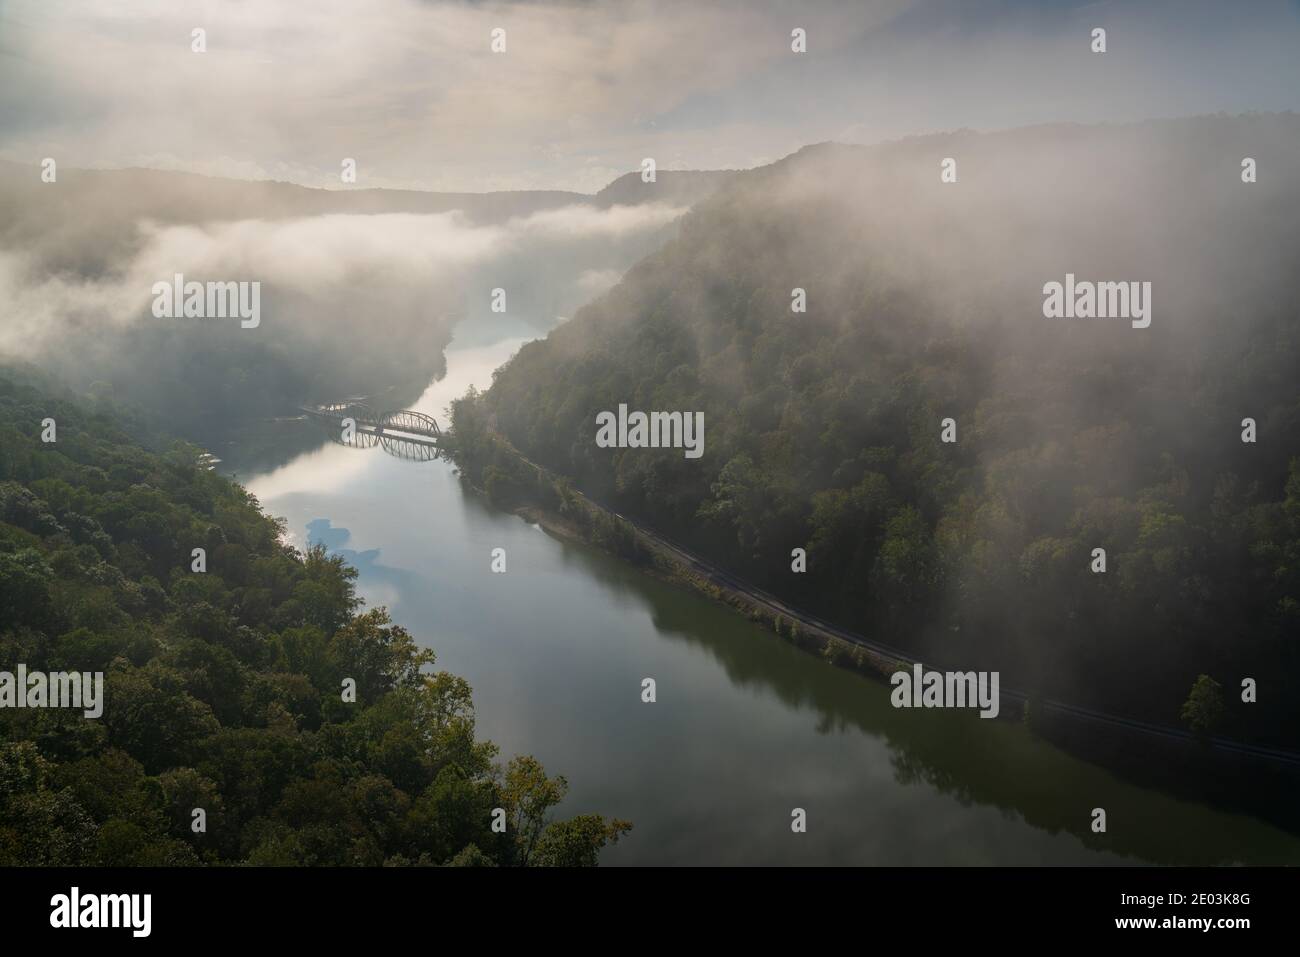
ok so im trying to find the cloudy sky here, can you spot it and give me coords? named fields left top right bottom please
left=2, top=0, right=1300, bottom=193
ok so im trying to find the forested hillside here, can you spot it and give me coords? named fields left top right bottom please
left=0, top=367, right=628, bottom=865
left=470, top=115, right=1300, bottom=745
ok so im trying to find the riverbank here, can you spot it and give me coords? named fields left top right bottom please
left=451, top=415, right=913, bottom=683
left=513, top=501, right=910, bottom=685
left=449, top=422, right=1300, bottom=835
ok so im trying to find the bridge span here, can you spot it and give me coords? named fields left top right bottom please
left=303, top=401, right=442, bottom=438
left=301, top=401, right=447, bottom=461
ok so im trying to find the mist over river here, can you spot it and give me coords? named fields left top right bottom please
left=219, top=318, right=1300, bottom=866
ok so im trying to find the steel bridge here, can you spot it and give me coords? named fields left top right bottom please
left=301, top=401, right=445, bottom=461
left=304, top=401, right=442, bottom=438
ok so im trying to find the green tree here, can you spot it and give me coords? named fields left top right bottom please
left=533, top=814, right=633, bottom=867
left=1180, top=675, right=1225, bottom=736
left=499, top=755, right=568, bottom=866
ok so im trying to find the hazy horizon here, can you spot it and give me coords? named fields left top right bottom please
left=11, top=108, right=1300, bottom=195
left=5, top=0, right=1300, bottom=193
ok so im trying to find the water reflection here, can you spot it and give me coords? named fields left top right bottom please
left=319, top=422, right=443, bottom=462
left=230, top=326, right=1300, bottom=866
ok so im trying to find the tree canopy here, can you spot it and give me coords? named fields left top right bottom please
left=0, top=368, right=629, bottom=865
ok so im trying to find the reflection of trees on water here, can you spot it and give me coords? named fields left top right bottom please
left=473, top=497, right=1300, bottom=864
left=889, top=750, right=977, bottom=809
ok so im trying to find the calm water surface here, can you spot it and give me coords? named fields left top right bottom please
left=224, top=320, right=1300, bottom=865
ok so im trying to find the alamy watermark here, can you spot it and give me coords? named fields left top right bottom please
left=1042, top=273, right=1151, bottom=328
left=152, top=273, right=260, bottom=328
left=595, top=403, right=704, bottom=459
left=50, top=887, right=150, bottom=937
left=890, top=664, right=1000, bottom=719
left=0, top=666, right=103, bottom=718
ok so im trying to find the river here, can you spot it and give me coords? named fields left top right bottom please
left=220, top=318, right=1300, bottom=866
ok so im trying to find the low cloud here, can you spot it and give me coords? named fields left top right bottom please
left=0, top=201, right=686, bottom=359
left=576, top=268, right=625, bottom=297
